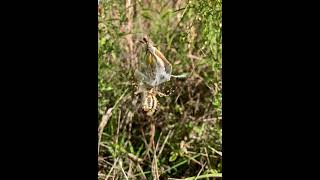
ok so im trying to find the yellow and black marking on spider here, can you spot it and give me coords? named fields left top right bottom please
left=141, top=88, right=172, bottom=116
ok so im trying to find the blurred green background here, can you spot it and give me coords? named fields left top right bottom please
left=98, top=0, right=222, bottom=179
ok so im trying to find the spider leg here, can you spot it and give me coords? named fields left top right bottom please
left=157, top=91, right=169, bottom=97
left=156, top=101, right=161, bottom=111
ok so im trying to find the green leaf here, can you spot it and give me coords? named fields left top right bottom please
left=169, top=152, right=178, bottom=162
left=106, top=86, right=113, bottom=91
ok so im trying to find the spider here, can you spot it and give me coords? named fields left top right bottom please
left=141, top=87, right=172, bottom=116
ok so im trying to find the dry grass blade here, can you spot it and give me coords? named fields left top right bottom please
left=98, top=88, right=129, bottom=154
left=204, top=147, right=212, bottom=169
left=184, top=173, right=222, bottom=180
left=184, top=154, right=202, bottom=166
left=187, top=54, right=202, bottom=60
left=137, top=163, right=147, bottom=180
left=152, top=152, right=160, bottom=180
left=140, top=127, right=151, bottom=160
left=128, top=160, right=133, bottom=179
left=151, top=120, right=159, bottom=180
left=208, top=146, right=222, bottom=156
left=116, top=109, right=121, bottom=144
left=194, top=162, right=206, bottom=180
left=105, top=158, right=119, bottom=180
left=127, top=153, right=144, bottom=164
left=120, top=160, right=129, bottom=180
left=158, top=130, right=173, bottom=157
left=155, top=131, right=163, bottom=153
left=145, top=119, right=155, bottom=159
left=98, top=107, right=113, bottom=154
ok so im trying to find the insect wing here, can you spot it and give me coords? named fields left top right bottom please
left=135, top=38, right=173, bottom=87
left=154, top=47, right=172, bottom=75
left=149, top=47, right=172, bottom=86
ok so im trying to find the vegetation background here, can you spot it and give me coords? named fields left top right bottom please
left=98, top=0, right=222, bottom=179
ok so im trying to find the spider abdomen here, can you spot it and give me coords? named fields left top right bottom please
left=142, top=93, right=157, bottom=116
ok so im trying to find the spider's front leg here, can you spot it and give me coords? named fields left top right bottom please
left=155, top=101, right=161, bottom=111
left=157, top=91, right=169, bottom=97
left=157, top=88, right=175, bottom=97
